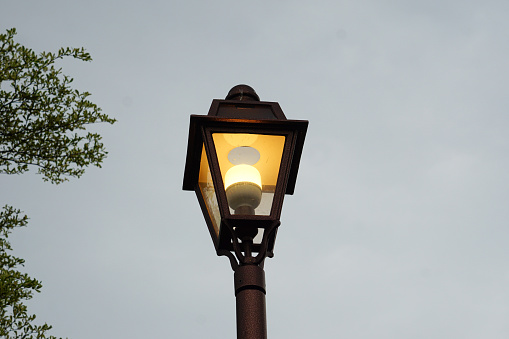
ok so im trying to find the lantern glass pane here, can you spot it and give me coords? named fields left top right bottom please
left=212, top=133, right=286, bottom=216
left=198, top=145, right=221, bottom=235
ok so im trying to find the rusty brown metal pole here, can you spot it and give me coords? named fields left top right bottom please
left=234, top=264, right=267, bottom=339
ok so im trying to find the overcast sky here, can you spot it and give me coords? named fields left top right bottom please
left=1, top=0, right=509, bottom=338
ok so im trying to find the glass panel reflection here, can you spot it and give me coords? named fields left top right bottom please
left=198, top=145, right=221, bottom=235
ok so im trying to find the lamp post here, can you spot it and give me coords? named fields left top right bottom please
left=182, top=85, right=308, bottom=339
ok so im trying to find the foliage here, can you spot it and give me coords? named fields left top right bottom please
left=0, top=28, right=116, bottom=184
left=1, top=28, right=115, bottom=338
left=0, top=206, right=61, bottom=339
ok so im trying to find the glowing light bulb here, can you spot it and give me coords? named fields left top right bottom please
left=225, top=164, right=262, bottom=214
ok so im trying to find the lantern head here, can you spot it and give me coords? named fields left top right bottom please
left=183, top=85, right=307, bottom=259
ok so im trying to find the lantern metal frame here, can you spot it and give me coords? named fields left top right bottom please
left=183, top=88, right=307, bottom=267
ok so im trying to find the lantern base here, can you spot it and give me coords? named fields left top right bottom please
left=226, top=181, right=262, bottom=213
left=234, top=205, right=255, bottom=215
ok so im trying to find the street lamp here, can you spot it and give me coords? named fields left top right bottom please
left=182, top=85, right=308, bottom=339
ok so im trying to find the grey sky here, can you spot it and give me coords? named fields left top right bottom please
left=1, top=0, right=509, bottom=338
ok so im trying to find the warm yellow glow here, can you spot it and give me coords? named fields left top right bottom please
left=225, top=164, right=262, bottom=189
left=223, top=133, right=258, bottom=147
left=213, top=133, right=286, bottom=189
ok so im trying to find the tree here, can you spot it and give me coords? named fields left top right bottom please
left=1, top=28, right=115, bottom=338
left=0, top=206, right=56, bottom=339
left=1, top=28, right=115, bottom=184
